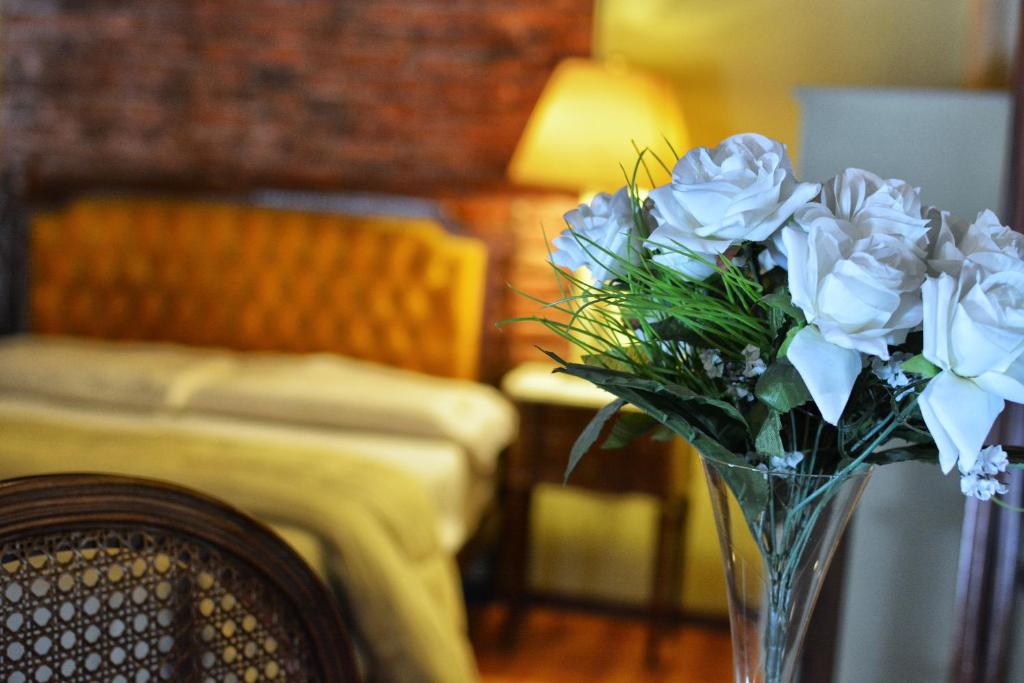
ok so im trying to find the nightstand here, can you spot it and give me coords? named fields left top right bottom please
left=498, top=361, right=693, bottom=667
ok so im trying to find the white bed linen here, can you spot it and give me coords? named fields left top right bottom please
left=0, top=335, right=515, bottom=478
left=0, top=394, right=490, bottom=552
left=182, top=352, right=515, bottom=476
left=0, top=334, right=236, bottom=410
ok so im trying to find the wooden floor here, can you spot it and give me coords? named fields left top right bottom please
left=470, top=604, right=733, bottom=683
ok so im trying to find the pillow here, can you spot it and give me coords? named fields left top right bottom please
left=0, top=335, right=236, bottom=411
left=183, top=353, right=517, bottom=475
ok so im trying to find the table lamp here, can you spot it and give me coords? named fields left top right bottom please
left=508, top=57, right=688, bottom=196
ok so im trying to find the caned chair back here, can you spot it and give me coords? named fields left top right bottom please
left=0, top=474, right=359, bottom=682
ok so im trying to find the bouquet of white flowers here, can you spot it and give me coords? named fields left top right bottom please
left=511, top=132, right=1024, bottom=682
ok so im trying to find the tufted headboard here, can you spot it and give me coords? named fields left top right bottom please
left=28, top=197, right=487, bottom=379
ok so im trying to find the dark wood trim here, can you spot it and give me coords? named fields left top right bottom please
left=1014, top=5, right=1024, bottom=235
left=951, top=491, right=997, bottom=682
left=488, top=590, right=731, bottom=632
left=0, top=473, right=359, bottom=682
left=950, top=5, right=1024, bottom=681
left=0, top=172, right=29, bottom=335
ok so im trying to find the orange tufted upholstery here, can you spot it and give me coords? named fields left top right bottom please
left=30, top=197, right=487, bottom=379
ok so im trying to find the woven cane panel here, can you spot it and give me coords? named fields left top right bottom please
left=0, top=527, right=318, bottom=682
left=30, top=197, right=487, bottom=378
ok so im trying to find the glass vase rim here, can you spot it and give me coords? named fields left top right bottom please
left=698, top=450, right=873, bottom=481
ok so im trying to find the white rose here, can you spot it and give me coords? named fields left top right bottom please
left=782, top=204, right=926, bottom=424
left=919, top=253, right=1024, bottom=473
left=764, top=168, right=930, bottom=272
left=550, top=187, right=638, bottom=286
left=644, top=133, right=819, bottom=278
left=785, top=205, right=926, bottom=357
left=926, top=208, right=1023, bottom=277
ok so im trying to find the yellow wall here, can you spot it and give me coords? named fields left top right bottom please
left=528, top=0, right=972, bottom=615
left=596, top=0, right=970, bottom=163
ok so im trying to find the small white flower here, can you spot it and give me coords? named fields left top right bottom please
left=551, top=187, right=638, bottom=286
left=750, top=451, right=803, bottom=473
left=700, top=349, right=724, bottom=378
left=728, top=383, right=754, bottom=401
left=742, top=345, right=767, bottom=378
left=960, top=474, right=1008, bottom=501
left=958, top=445, right=1010, bottom=501
left=966, top=444, right=1009, bottom=477
left=870, top=353, right=911, bottom=389
left=770, top=451, right=805, bottom=472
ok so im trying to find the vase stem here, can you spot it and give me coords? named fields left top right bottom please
left=701, top=454, right=872, bottom=683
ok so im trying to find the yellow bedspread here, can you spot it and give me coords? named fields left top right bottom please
left=0, top=409, right=479, bottom=683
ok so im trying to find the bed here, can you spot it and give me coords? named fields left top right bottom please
left=0, top=196, right=517, bottom=682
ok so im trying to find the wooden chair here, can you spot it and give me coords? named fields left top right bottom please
left=0, top=474, right=360, bottom=682
left=949, top=5, right=1024, bottom=681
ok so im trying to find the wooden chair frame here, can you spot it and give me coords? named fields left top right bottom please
left=0, top=473, right=360, bottom=682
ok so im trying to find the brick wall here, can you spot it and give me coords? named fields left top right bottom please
left=0, top=0, right=591, bottom=378
left=1, top=0, right=591, bottom=194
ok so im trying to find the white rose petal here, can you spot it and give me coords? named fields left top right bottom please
left=822, top=168, right=930, bottom=253
left=551, top=187, right=638, bottom=286
left=926, top=208, right=1023, bottom=278
left=645, top=133, right=819, bottom=278
left=925, top=207, right=970, bottom=277
left=786, top=326, right=862, bottom=425
left=919, top=369, right=1005, bottom=473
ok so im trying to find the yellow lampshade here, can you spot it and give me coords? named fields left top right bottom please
left=508, top=57, right=688, bottom=193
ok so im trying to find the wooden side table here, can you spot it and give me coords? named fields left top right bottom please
left=498, top=362, right=693, bottom=667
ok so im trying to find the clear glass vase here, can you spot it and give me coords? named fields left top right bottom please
left=701, top=453, right=872, bottom=683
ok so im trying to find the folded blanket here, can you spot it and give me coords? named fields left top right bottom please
left=0, top=408, right=479, bottom=683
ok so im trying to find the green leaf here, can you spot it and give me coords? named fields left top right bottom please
left=755, top=360, right=812, bottom=413
left=551, top=359, right=747, bottom=427
left=778, top=324, right=804, bottom=358
left=602, top=412, right=658, bottom=449
left=902, top=354, right=940, bottom=378
left=761, top=289, right=806, bottom=326
left=750, top=404, right=785, bottom=457
left=566, top=399, right=625, bottom=482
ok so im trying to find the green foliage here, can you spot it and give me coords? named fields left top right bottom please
left=755, top=360, right=812, bottom=413
left=602, top=412, right=659, bottom=450
left=760, top=288, right=806, bottom=333
left=902, top=354, right=941, bottom=378
left=750, top=404, right=785, bottom=457
left=566, top=399, right=625, bottom=482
